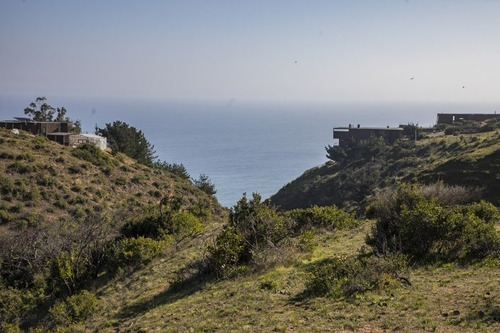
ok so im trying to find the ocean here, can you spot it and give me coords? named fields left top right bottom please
left=1, top=95, right=498, bottom=207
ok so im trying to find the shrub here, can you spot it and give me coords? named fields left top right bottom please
left=15, top=153, right=34, bottom=162
left=188, top=202, right=212, bottom=222
left=0, top=210, right=13, bottom=224
left=260, top=280, right=280, bottom=291
left=205, top=193, right=296, bottom=278
left=0, top=286, right=24, bottom=326
left=169, top=212, right=203, bottom=239
left=206, top=226, right=246, bottom=279
left=287, top=205, right=359, bottom=232
left=49, top=290, right=97, bottom=326
left=297, top=230, right=316, bottom=252
left=121, top=194, right=205, bottom=241
left=0, top=151, right=15, bottom=159
left=367, top=184, right=500, bottom=263
left=67, top=165, right=82, bottom=174
left=0, top=175, right=16, bottom=196
left=107, top=237, right=165, bottom=271
left=304, top=254, right=408, bottom=298
left=114, top=176, right=128, bottom=186
left=71, top=143, right=116, bottom=168
left=7, top=161, right=33, bottom=174
left=35, top=174, right=58, bottom=188
left=230, top=193, right=294, bottom=250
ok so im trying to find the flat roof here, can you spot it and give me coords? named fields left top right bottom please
left=437, top=113, right=499, bottom=115
left=13, top=117, right=34, bottom=122
left=46, top=132, right=73, bottom=135
left=2, top=119, right=71, bottom=124
left=334, top=127, right=403, bottom=131
left=81, top=133, right=105, bottom=139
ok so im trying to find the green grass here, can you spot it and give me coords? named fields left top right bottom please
left=77, top=220, right=499, bottom=332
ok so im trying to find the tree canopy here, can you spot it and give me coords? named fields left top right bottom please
left=193, top=174, right=217, bottom=196
left=24, top=97, right=81, bottom=133
left=95, top=121, right=156, bottom=165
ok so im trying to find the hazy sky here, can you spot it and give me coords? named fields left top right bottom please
left=1, top=0, right=499, bottom=103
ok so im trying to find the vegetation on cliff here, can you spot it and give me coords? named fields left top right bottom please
left=270, top=128, right=500, bottom=212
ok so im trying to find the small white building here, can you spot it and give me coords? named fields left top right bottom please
left=69, top=133, right=107, bottom=150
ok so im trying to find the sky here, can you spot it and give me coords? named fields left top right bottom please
left=1, top=0, right=500, bottom=103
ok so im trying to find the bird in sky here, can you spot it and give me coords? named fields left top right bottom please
left=410, top=77, right=414, bottom=80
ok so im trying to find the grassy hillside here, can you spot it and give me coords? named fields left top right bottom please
left=0, top=128, right=223, bottom=226
left=1, top=128, right=499, bottom=332
left=269, top=130, right=500, bottom=212
left=50, top=213, right=500, bottom=332
left=0, top=128, right=227, bottom=331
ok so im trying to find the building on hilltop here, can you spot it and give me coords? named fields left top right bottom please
left=333, top=124, right=404, bottom=148
left=0, top=117, right=107, bottom=150
left=69, top=133, right=107, bottom=150
left=0, top=117, right=71, bottom=135
left=437, top=113, right=500, bottom=124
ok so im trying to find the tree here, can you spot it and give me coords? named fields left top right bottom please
left=153, top=161, right=190, bottom=180
left=24, top=97, right=81, bottom=133
left=193, top=174, right=217, bottom=195
left=95, top=121, right=156, bottom=165
left=325, top=145, right=347, bottom=163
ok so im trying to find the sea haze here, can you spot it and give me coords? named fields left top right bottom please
left=1, top=96, right=499, bottom=207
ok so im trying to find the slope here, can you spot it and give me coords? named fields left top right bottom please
left=269, top=131, right=500, bottom=212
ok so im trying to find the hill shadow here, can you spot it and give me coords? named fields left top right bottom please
left=114, top=260, right=213, bottom=321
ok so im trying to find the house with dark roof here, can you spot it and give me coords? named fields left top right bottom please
left=437, top=113, right=500, bottom=124
left=0, top=118, right=107, bottom=150
left=333, top=124, right=404, bottom=148
left=0, top=117, right=71, bottom=135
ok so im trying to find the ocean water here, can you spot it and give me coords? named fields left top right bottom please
left=1, top=95, right=498, bottom=207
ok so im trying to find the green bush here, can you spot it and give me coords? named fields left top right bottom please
left=206, top=226, right=246, bottom=279
left=49, top=290, right=97, bottom=326
left=67, top=165, right=82, bottom=174
left=0, top=286, right=24, bottom=326
left=107, top=237, right=165, bottom=271
left=15, top=153, right=34, bottom=162
left=304, top=254, right=408, bottom=298
left=287, top=205, right=359, bottom=232
left=0, top=210, right=13, bottom=224
left=188, top=202, right=212, bottom=221
left=0, top=151, right=15, bottom=159
left=0, top=284, right=40, bottom=329
left=169, top=212, right=203, bottom=238
left=121, top=196, right=203, bottom=241
left=367, top=184, right=500, bottom=263
left=230, top=193, right=294, bottom=250
left=298, top=230, right=316, bottom=252
left=205, top=193, right=297, bottom=279
left=114, top=176, right=128, bottom=186
left=71, top=143, right=115, bottom=168
left=7, top=161, right=33, bottom=174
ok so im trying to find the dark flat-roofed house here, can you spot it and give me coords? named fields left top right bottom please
left=0, top=117, right=71, bottom=135
left=333, top=124, right=404, bottom=148
left=437, top=113, right=500, bottom=124
left=1, top=117, right=107, bottom=149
